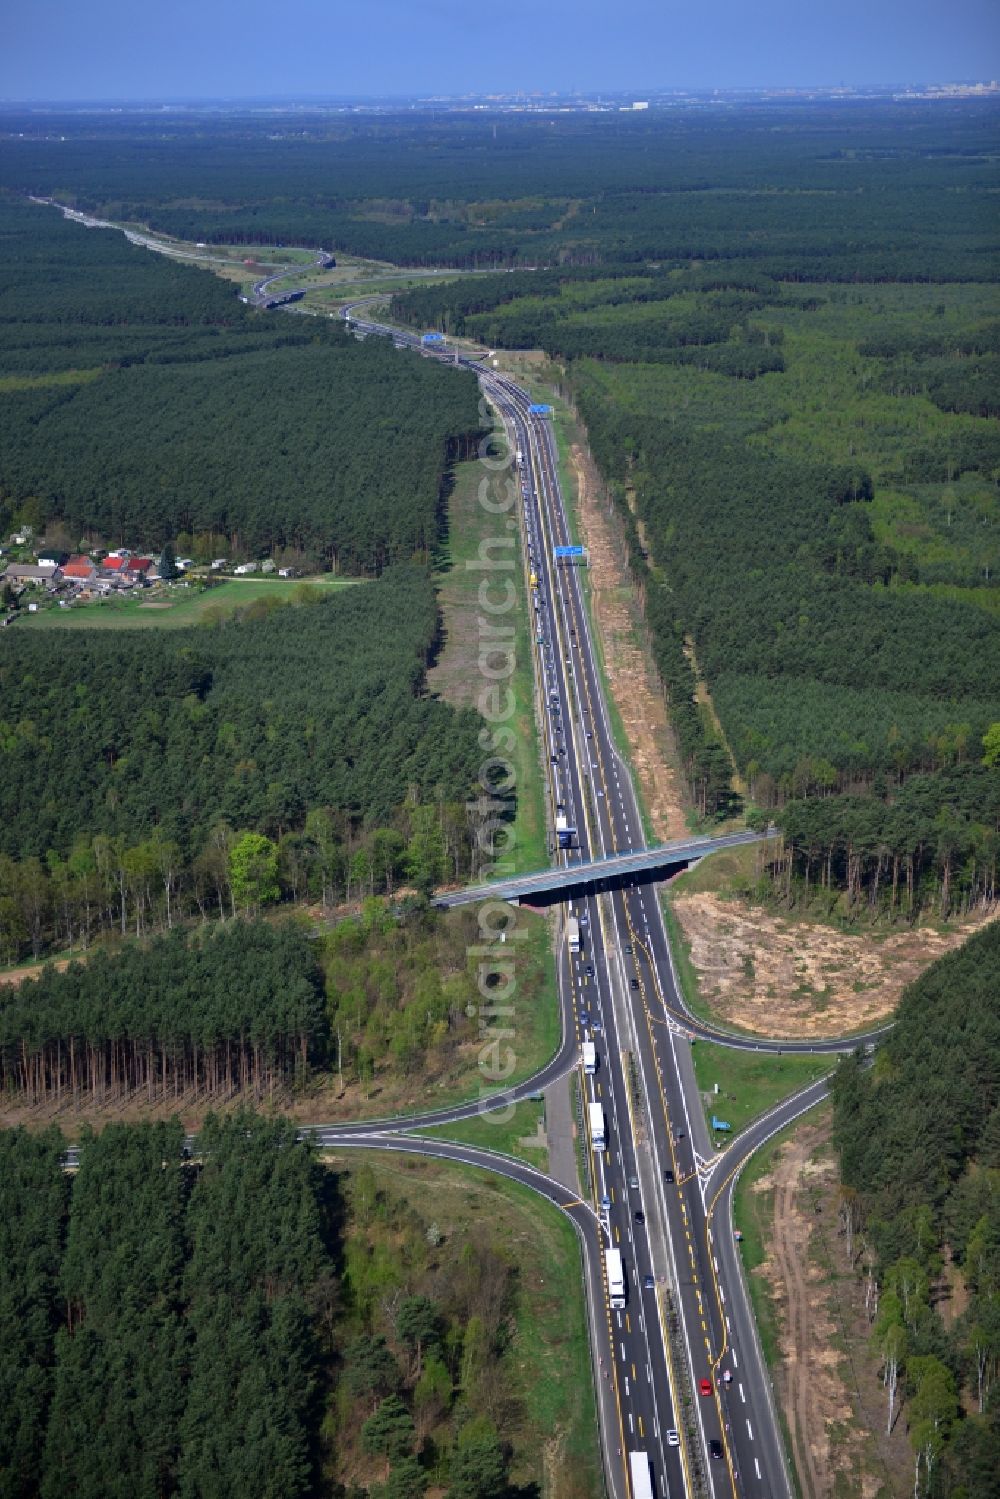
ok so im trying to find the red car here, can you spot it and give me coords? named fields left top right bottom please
left=699, top=1378, right=713, bottom=1397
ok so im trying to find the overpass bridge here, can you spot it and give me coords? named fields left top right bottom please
left=435, top=829, right=768, bottom=908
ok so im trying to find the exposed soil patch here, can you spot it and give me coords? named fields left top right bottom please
left=753, top=1115, right=912, bottom=1497
left=756, top=1123, right=850, bottom=1497
left=674, top=891, right=995, bottom=1036
left=0, top=957, right=72, bottom=987
left=568, top=442, right=688, bottom=842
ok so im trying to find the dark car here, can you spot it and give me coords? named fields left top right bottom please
left=630, top=977, right=640, bottom=990
left=579, top=1010, right=591, bottom=1029
left=634, top=1210, right=645, bottom=1225
left=664, top=1168, right=675, bottom=1184
left=585, top=963, right=594, bottom=977
left=709, top=1438, right=723, bottom=1461
left=643, top=1274, right=655, bottom=1290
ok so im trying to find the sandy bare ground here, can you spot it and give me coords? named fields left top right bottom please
left=673, top=891, right=996, bottom=1036
left=753, top=1121, right=870, bottom=1499
left=568, top=442, right=688, bottom=842
left=756, top=1123, right=851, bottom=1498
left=753, top=1116, right=913, bottom=1498
left=0, top=957, right=73, bottom=987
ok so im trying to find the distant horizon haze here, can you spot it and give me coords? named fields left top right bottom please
left=3, top=0, right=996, bottom=104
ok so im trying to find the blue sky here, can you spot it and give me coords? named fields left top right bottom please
left=3, top=0, right=997, bottom=101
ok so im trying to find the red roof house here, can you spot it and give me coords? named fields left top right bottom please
left=62, top=555, right=97, bottom=581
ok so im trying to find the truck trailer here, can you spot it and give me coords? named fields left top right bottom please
left=628, top=1453, right=654, bottom=1499
left=605, top=1247, right=626, bottom=1309
left=589, top=1101, right=606, bottom=1151
left=582, top=1040, right=597, bottom=1075
left=566, top=916, right=581, bottom=953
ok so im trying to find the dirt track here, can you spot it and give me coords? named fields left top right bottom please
left=764, top=1124, right=847, bottom=1497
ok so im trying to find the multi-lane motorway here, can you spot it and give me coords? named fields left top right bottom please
left=43, top=206, right=876, bottom=1499
left=327, top=305, right=860, bottom=1498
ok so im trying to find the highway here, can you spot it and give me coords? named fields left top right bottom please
left=336, top=304, right=870, bottom=1499
left=36, top=188, right=878, bottom=1499
left=338, top=306, right=783, bottom=1495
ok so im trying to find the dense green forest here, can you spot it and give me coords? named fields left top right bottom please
left=1, top=105, right=996, bottom=278
left=0, top=921, right=326, bottom=1106
left=0, top=566, right=488, bottom=960
left=0, top=196, right=482, bottom=568
left=375, top=113, right=1000, bottom=915
left=0, top=1114, right=579, bottom=1497
left=1, top=111, right=997, bottom=920
left=832, top=921, right=1000, bottom=1497
left=0, top=900, right=555, bottom=1114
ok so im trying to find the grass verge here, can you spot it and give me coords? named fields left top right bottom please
left=337, top=1151, right=603, bottom=1497
left=416, top=1098, right=548, bottom=1169
left=428, top=453, right=549, bottom=875
left=659, top=891, right=730, bottom=1032
left=691, top=1042, right=830, bottom=1141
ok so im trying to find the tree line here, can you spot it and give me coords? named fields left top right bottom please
left=756, top=762, right=1000, bottom=922
left=0, top=800, right=486, bottom=967
left=4, top=105, right=995, bottom=278
left=2, top=1115, right=328, bottom=1499
left=0, top=565, right=484, bottom=862
left=831, top=922, right=1000, bottom=1497
left=0, top=922, right=325, bottom=1108
left=0, top=199, right=483, bottom=570
left=1, top=1112, right=552, bottom=1497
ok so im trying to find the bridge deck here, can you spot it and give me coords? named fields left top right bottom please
left=435, top=831, right=765, bottom=908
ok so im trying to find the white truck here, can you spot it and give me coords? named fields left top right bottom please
left=628, top=1452, right=654, bottom=1499
left=582, top=1040, right=597, bottom=1075
left=566, top=916, right=581, bottom=954
left=605, top=1247, right=626, bottom=1309
left=589, top=1100, right=606, bottom=1151
left=555, top=813, right=576, bottom=850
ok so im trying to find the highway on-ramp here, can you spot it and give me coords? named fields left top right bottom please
left=37, top=200, right=889, bottom=1499
left=338, top=304, right=864, bottom=1499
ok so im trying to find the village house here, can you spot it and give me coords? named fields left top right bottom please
left=1, top=562, right=62, bottom=586
left=61, top=555, right=98, bottom=584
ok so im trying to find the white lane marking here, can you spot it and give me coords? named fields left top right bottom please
left=747, top=1419, right=754, bottom=1442
left=628, top=1412, right=634, bottom=1434
left=755, top=1458, right=762, bottom=1480
left=620, top=1342, right=626, bottom=1361
left=732, top=1349, right=739, bottom=1368
left=739, top=1383, right=746, bottom=1403
left=726, top=1316, right=732, bottom=1334
left=720, top=1285, right=726, bottom=1303
left=624, top=1376, right=630, bottom=1397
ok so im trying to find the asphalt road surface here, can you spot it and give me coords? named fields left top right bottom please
left=41, top=227, right=887, bottom=1499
